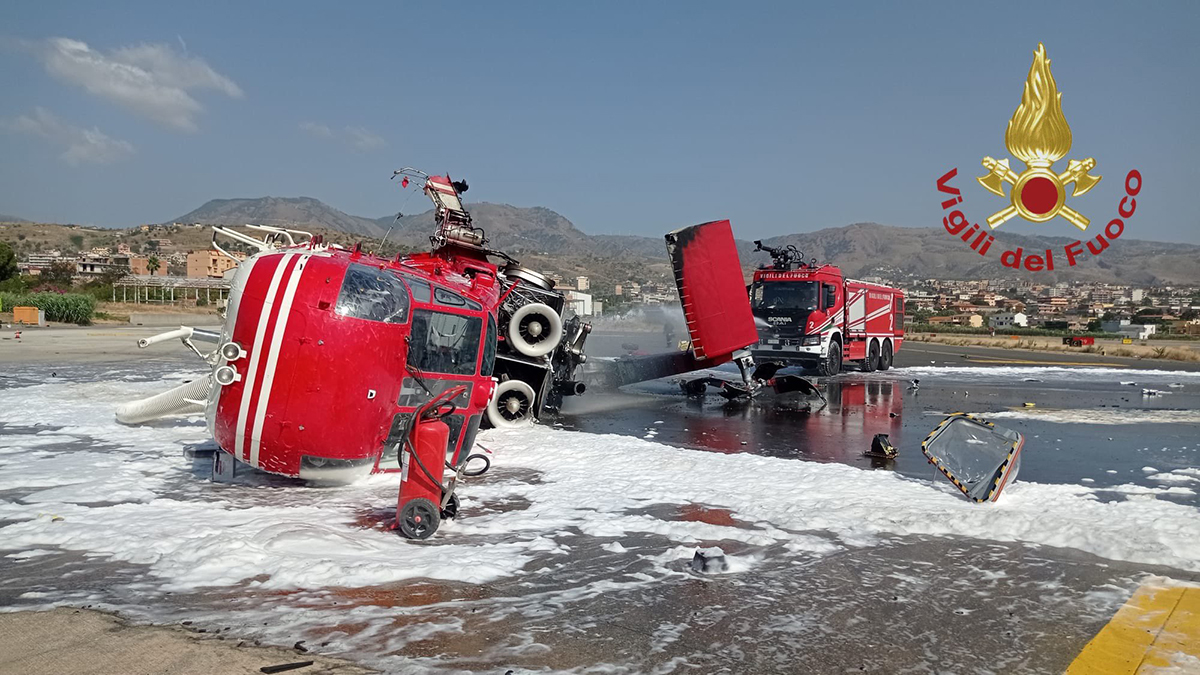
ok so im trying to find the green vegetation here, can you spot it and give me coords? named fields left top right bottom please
left=40, top=261, right=77, bottom=288
left=0, top=241, right=17, bottom=282
left=909, top=323, right=1119, bottom=338
left=0, top=291, right=96, bottom=324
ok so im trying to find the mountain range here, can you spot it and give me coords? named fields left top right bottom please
left=163, top=196, right=1200, bottom=285
left=5, top=196, right=1198, bottom=285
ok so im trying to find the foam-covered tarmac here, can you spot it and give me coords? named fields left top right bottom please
left=2, top=326, right=1199, bottom=672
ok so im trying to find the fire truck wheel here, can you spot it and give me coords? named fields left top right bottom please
left=817, top=341, right=842, bottom=377
left=880, top=340, right=893, bottom=371
left=508, top=303, right=563, bottom=358
left=441, top=493, right=460, bottom=520
left=398, top=498, right=441, bottom=539
left=862, top=340, right=879, bottom=373
left=487, top=379, right=537, bottom=428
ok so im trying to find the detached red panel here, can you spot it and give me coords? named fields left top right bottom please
left=665, top=220, right=758, bottom=361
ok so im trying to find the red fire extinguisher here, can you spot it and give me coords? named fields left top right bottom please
left=396, top=385, right=467, bottom=539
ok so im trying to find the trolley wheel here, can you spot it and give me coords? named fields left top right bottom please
left=398, top=498, right=441, bottom=539
left=441, top=493, right=460, bottom=520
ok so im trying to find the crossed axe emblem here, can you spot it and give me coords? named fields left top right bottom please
left=977, top=156, right=1102, bottom=230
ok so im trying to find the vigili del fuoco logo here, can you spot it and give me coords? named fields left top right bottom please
left=936, top=43, right=1142, bottom=272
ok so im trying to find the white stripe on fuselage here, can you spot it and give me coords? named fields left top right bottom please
left=249, top=254, right=310, bottom=467
left=235, top=253, right=295, bottom=461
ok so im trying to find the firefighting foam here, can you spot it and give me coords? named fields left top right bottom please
left=7, top=367, right=1200, bottom=589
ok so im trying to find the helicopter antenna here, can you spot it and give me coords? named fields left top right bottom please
left=375, top=212, right=402, bottom=254
left=376, top=168, right=426, bottom=254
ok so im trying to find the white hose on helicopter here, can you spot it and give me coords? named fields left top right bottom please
left=115, top=377, right=213, bottom=425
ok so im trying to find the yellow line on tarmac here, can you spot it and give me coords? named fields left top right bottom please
left=1067, top=580, right=1200, bottom=673
left=963, top=356, right=1129, bottom=367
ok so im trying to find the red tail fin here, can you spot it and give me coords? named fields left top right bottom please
left=665, top=220, right=758, bottom=362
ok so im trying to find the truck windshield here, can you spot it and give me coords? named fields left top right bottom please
left=752, top=281, right=819, bottom=311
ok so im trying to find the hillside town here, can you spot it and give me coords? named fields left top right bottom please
left=896, top=276, right=1200, bottom=339
left=5, top=221, right=1200, bottom=337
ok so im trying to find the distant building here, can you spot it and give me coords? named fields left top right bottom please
left=1124, top=324, right=1157, bottom=340
left=20, top=252, right=67, bottom=276
left=1037, top=297, right=1069, bottom=314
left=1102, top=319, right=1157, bottom=340
left=576, top=276, right=590, bottom=292
left=129, top=256, right=168, bottom=276
left=989, top=312, right=1028, bottom=328
left=187, top=250, right=243, bottom=278
left=76, top=254, right=129, bottom=277
left=563, top=290, right=594, bottom=316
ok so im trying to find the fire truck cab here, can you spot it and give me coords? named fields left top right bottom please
left=748, top=242, right=904, bottom=375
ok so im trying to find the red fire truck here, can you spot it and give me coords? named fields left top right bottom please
left=749, top=242, right=905, bottom=375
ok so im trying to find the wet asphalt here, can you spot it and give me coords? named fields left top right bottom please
left=2, top=332, right=1199, bottom=672
left=568, top=331, right=1200, bottom=506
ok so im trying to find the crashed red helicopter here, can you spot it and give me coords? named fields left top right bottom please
left=117, top=170, right=600, bottom=534
left=116, top=172, right=830, bottom=536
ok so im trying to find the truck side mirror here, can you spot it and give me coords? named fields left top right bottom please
left=824, top=285, right=836, bottom=309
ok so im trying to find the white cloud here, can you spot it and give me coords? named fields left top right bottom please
left=5, top=107, right=134, bottom=166
left=35, top=37, right=242, bottom=132
left=299, top=122, right=388, bottom=152
left=343, top=125, right=387, bottom=151
left=298, top=121, right=333, bottom=138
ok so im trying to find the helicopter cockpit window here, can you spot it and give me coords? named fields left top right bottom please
left=335, top=264, right=411, bottom=324
left=481, top=314, right=498, bottom=377
left=401, top=275, right=432, bottom=303
left=434, top=286, right=483, bottom=311
left=407, top=309, right=483, bottom=375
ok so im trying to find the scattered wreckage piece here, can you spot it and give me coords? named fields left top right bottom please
left=921, top=412, right=1024, bottom=503
left=865, top=433, right=897, bottom=459
left=691, top=547, right=729, bottom=573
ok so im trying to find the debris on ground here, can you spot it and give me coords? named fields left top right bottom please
left=261, top=662, right=315, bottom=674
left=922, top=413, right=1024, bottom=503
left=691, top=547, right=729, bottom=573
left=865, top=433, right=897, bottom=459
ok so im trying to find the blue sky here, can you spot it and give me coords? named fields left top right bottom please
left=1, top=2, right=1197, bottom=244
